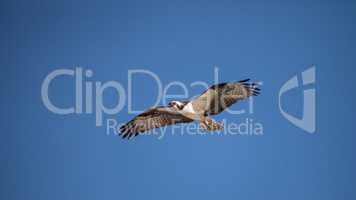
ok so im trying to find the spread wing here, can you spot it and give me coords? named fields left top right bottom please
left=190, top=79, right=260, bottom=115
left=119, top=106, right=193, bottom=139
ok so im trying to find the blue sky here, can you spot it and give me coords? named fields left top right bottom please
left=2, top=0, right=356, bottom=199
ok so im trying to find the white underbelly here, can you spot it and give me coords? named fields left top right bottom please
left=182, top=103, right=196, bottom=114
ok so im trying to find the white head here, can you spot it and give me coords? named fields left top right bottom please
left=168, top=101, right=184, bottom=110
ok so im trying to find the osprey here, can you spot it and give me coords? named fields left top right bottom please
left=120, top=79, right=260, bottom=139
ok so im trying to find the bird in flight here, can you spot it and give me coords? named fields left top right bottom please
left=119, top=79, right=260, bottom=139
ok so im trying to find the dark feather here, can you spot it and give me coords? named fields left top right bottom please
left=119, top=107, right=193, bottom=139
left=190, top=79, right=261, bottom=115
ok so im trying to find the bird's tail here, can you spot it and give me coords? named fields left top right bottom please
left=199, top=118, right=224, bottom=131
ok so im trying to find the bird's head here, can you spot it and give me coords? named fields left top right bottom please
left=168, top=101, right=185, bottom=110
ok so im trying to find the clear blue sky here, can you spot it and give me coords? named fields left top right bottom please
left=2, top=0, right=356, bottom=199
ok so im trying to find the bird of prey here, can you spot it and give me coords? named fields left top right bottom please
left=119, top=79, right=260, bottom=139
